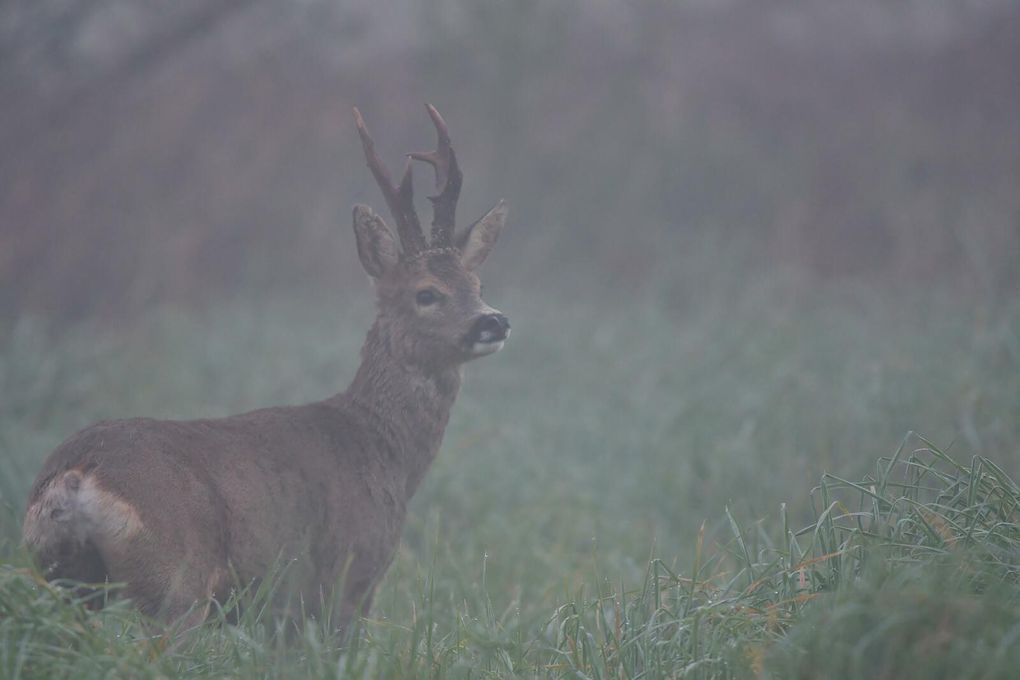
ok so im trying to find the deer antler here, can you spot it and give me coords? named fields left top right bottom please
left=409, top=104, right=462, bottom=247
left=353, top=107, right=427, bottom=254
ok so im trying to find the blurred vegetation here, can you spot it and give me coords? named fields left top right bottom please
left=2, top=0, right=1019, bottom=320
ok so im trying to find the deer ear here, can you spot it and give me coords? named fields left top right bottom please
left=457, top=201, right=507, bottom=271
left=353, top=205, right=399, bottom=278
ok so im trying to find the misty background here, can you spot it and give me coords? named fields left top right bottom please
left=3, top=0, right=1018, bottom=323
left=3, top=0, right=1020, bottom=569
left=4, top=3, right=1020, bottom=674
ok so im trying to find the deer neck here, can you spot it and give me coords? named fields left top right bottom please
left=342, top=317, right=461, bottom=497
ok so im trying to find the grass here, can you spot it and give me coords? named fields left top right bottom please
left=1, top=274, right=1019, bottom=678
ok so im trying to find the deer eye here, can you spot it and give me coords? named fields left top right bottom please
left=415, top=289, right=441, bottom=306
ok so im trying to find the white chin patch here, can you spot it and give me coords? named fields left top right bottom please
left=470, top=340, right=505, bottom=357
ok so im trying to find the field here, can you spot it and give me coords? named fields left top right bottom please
left=3, top=1, right=1020, bottom=677
left=1, top=270, right=1019, bottom=679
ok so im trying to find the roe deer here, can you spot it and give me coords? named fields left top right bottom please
left=22, top=104, right=510, bottom=630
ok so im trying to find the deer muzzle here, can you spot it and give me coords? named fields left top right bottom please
left=467, top=313, right=510, bottom=356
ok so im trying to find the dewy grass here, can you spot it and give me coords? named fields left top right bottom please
left=1, top=287, right=1019, bottom=677
left=508, top=434, right=1020, bottom=679
left=2, top=434, right=1018, bottom=678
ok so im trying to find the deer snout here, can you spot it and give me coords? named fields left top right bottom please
left=467, top=313, right=510, bottom=356
left=472, top=313, right=510, bottom=343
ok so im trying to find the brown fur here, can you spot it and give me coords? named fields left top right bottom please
left=23, top=109, right=509, bottom=630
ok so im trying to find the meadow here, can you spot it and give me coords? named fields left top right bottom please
left=1, top=267, right=1019, bottom=679
left=2, top=0, right=1019, bottom=676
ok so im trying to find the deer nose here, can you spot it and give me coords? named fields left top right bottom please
left=470, top=313, right=510, bottom=344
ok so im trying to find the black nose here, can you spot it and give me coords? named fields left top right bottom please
left=470, top=313, right=510, bottom=344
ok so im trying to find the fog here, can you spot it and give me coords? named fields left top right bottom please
left=3, top=1, right=1017, bottom=320
left=2, top=3, right=1020, bottom=675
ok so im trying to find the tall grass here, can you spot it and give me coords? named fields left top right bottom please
left=3, top=434, right=1019, bottom=678
left=1, top=278, right=1018, bottom=677
left=514, top=435, right=1020, bottom=678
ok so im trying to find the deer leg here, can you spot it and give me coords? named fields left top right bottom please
left=91, top=522, right=227, bottom=630
left=163, top=566, right=228, bottom=630
left=333, top=572, right=379, bottom=637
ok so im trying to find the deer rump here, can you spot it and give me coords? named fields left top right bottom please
left=23, top=404, right=405, bottom=625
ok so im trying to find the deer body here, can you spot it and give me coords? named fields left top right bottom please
left=22, top=106, right=509, bottom=628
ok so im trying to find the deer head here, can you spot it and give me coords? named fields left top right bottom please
left=351, top=105, right=510, bottom=370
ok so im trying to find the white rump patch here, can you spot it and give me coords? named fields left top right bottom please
left=23, top=471, right=144, bottom=553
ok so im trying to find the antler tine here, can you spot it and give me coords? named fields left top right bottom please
left=409, top=103, right=462, bottom=246
left=353, top=107, right=426, bottom=254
